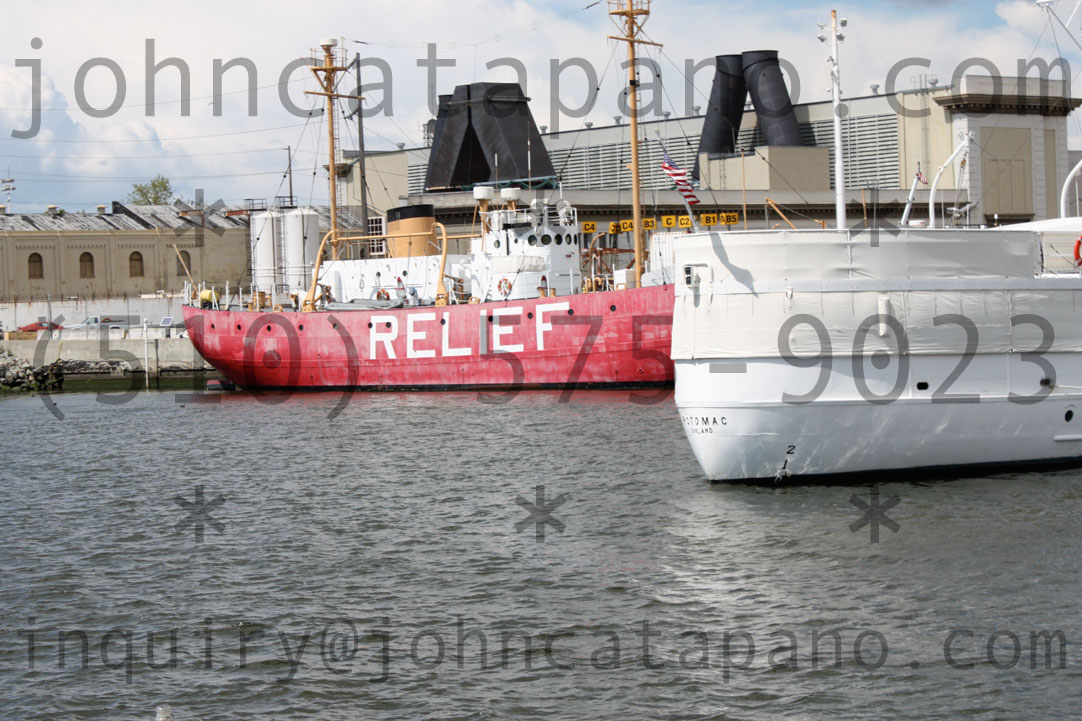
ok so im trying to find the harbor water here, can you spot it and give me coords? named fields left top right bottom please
left=1, top=388, right=1080, bottom=720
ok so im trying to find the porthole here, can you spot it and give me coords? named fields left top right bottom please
left=541, top=234, right=552, bottom=245
left=610, top=305, right=616, bottom=312
left=266, top=325, right=272, bottom=332
left=527, top=312, right=534, bottom=319
left=440, top=318, right=447, bottom=325
left=385, top=322, right=392, bottom=328
left=299, top=324, right=304, bottom=331
left=487, top=315, right=494, bottom=323
left=916, top=381, right=929, bottom=391
left=514, top=237, right=519, bottom=244
left=236, top=324, right=241, bottom=331
left=555, top=234, right=563, bottom=245
left=494, top=239, right=501, bottom=249
left=1066, top=410, right=1075, bottom=422
left=211, top=323, right=215, bottom=329
left=567, top=308, right=574, bottom=316
left=528, top=235, right=538, bottom=246
left=367, top=322, right=373, bottom=328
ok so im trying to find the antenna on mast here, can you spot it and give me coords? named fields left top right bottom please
left=819, top=10, right=847, bottom=229
left=1, top=173, right=14, bottom=213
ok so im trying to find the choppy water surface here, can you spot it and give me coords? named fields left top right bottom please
left=1, top=388, right=1080, bottom=720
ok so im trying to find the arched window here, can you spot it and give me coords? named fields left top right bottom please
left=129, top=251, right=144, bottom=277
left=176, top=250, right=191, bottom=277
left=28, top=252, right=43, bottom=279
left=79, top=252, right=94, bottom=278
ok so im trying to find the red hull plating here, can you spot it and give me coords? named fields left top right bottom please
left=183, top=285, right=674, bottom=389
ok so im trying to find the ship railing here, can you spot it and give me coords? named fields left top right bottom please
left=342, top=237, right=388, bottom=258
left=1041, top=248, right=1082, bottom=276
left=447, top=278, right=469, bottom=304
left=583, top=272, right=615, bottom=293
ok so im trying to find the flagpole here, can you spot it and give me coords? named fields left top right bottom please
left=679, top=192, right=699, bottom=231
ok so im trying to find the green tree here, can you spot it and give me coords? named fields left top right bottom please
left=125, top=175, right=174, bottom=205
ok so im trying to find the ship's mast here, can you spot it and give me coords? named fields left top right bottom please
left=301, top=38, right=362, bottom=311
left=306, top=39, right=351, bottom=260
left=609, top=0, right=660, bottom=288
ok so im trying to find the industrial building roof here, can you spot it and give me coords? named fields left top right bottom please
left=0, top=202, right=365, bottom=233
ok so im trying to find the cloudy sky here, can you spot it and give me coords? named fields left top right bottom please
left=0, top=0, right=1078, bottom=212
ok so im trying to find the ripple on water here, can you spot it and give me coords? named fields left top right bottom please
left=0, top=391, right=1079, bottom=720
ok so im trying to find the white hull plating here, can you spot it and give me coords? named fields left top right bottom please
left=669, top=226, right=1082, bottom=482
left=677, top=355, right=1082, bottom=481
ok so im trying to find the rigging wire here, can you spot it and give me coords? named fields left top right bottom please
left=0, top=74, right=312, bottom=113
left=0, top=122, right=311, bottom=144
left=552, top=41, right=622, bottom=184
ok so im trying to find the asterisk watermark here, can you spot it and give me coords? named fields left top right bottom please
left=174, top=485, right=226, bottom=543
left=514, top=485, right=567, bottom=542
left=848, top=484, right=900, bottom=543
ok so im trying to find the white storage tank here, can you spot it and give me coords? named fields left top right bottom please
left=282, top=207, right=320, bottom=293
left=249, top=210, right=279, bottom=292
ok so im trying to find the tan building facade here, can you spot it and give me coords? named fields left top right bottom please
left=0, top=203, right=250, bottom=303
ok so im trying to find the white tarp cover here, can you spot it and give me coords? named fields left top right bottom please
left=670, top=229, right=1082, bottom=360
left=671, top=229, right=1038, bottom=284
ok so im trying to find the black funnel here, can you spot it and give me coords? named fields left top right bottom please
left=693, top=54, right=747, bottom=180
left=741, top=50, right=802, bottom=147
left=424, top=83, right=554, bottom=191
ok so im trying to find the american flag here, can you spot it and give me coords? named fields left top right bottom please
left=662, top=151, right=700, bottom=205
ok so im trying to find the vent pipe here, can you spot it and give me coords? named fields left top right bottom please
left=47, top=204, right=58, bottom=215
left=96, top=204, right=106, bottom=215
left=741, top=50, right=802, bottom=147
left=693, top=54, right=747, bottom=180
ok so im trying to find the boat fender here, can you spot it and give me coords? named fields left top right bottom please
left=273, top=304, right=284, bottom=312
left=1074, top=236, right=1082, bottom=267
left=376, top=289, right=390, bottom=301
left=497, top=277, right=512, bottom=296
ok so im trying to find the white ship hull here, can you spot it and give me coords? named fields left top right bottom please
left=669, top=226, right=1082, bottom=482
left=677, top=354, right=1082, bottom=482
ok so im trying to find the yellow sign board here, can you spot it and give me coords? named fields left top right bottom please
left=608, top=221, right=620, bottom=234
left=700, top=213, right=718, bottom=226
left=619, top=219, right=634, bottom=233
left=581, top=221, right=597, bottom=233
left=661, top=215, right=677, bottom=228
left=643, top=218, right=657, bottom=230
left=678, top=216, right=693, bottom=228
left=721, top=212, right=740, bottom=225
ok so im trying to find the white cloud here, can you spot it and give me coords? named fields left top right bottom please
left=0, top=0, right=1079, bottom=210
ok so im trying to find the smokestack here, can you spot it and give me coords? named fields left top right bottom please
left=694, top=54, right=748, bottom=180
left=741, top=50, right=803, bottom=147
